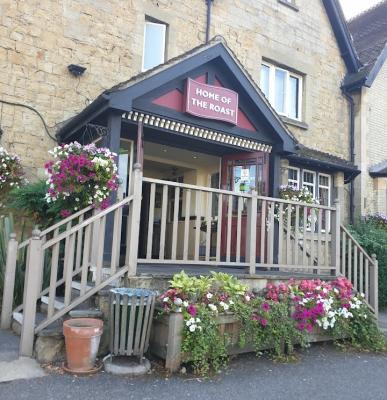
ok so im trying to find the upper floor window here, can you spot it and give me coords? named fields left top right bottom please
left=260, top=62, right=302, bottom=121
left=142, top=19, right=167, bottom=71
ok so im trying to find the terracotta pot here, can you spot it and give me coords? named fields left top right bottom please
left=63, top=318, right=103, bottom=372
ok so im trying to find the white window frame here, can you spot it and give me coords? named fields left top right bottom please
left=287, top=166, right=300, bottom=189
left=317, top=173, right=331, bottom=207
left=302, top=169, right=316, bottom=197
left=261, top=62, right=303, bottom=121
left=142, top=20, right=167, bottom=72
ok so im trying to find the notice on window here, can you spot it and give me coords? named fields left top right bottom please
left=241, top=169, right=250, bottom=181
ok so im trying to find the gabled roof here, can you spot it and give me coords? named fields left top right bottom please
left=343, top=0, right=387, bottom=89
left=322, top=0, right=362, bottom=74
left=57, top=37, right=296, bottom=153
left=370, top=160, right=387, bottom=177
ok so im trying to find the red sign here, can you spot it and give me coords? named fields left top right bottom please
left=184, top=78, right=238, bottom=125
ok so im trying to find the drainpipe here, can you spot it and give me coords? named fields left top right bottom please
left=205, top=0, right=214, bottom=43
left=342, top=88, right=355, bottom=224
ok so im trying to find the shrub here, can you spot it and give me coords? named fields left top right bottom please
left=349, top=219, right=387, bottom=309
left=6, top=180, right=62, bottom=228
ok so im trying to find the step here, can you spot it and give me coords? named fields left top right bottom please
left=70, top=280, right=93, bottom=292
left=40, top=296, right=65, bottom=311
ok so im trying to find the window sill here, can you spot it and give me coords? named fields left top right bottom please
left=278, top=0, right=299, bottom=12
left=280, top=116, right=308, bottom=130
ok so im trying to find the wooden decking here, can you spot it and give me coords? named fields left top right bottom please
left=137, top=263, right=333, bottom=280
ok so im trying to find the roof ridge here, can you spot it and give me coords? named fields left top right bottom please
left=348, top=0, right=387, bottom=24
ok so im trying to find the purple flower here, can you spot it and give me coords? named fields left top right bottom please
left=261, top=302, right=270, bottom=312
left=187, top=304, right=197, bottom=317
left=260, top=318, right=268, bottom=327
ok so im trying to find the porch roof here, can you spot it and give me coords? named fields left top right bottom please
left=369, top=160, right=387, bottom=177
left=287, top=144, right=360, bottom=182
left=56, top=37, right=297, bottom=154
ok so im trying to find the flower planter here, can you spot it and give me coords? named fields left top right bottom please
left=149, top=310, right=334, bottom=373
left=63, top=318, right=103, bottom=373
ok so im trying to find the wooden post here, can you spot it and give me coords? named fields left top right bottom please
left=165, top=312, right=184, bottom=373
left=330, top=199, right=340, bottom=276
left=246, top=191, right=257, bottom=275
left=370, top=254, right=379, bottom=318
left=127, top=163, right=143, bottom=276
left=20, top=230, right=43, bottom=357
left=0, top=234, right=18, bottom=330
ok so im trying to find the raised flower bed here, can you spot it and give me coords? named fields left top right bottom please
left=149, top=272, right=385, bottom=374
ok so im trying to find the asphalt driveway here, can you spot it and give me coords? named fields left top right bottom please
left=1, top=343, right=387, bottom=400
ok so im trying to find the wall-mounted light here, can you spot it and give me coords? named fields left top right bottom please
left=68, top=64, right=87, bottom=77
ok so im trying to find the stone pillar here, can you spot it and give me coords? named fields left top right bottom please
left=333, top=171, right=345, bottom=223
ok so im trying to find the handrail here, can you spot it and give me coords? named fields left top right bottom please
left=142, top=177, right=336, bottom=211
left=340, top=224, right=375, bottom=264
left=17, top=205, right=93, bottom=250
left=42, top=195, right=133, bottom=249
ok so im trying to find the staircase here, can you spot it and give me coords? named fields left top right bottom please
left=0, top=165, right=143, bottom=357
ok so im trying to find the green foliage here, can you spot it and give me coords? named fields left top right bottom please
left=181, top=308, right=228, bottom=375
left=332, top=300, right=386, bottom=352
left=169, top=271, right=211, bottom=298
left=0, top=215, right=27, bottom=307
left=349, top=220, right=387, bottom=309
left=5, top=180, right=62, bottom=228
left=210, top=272, right=247, bottom=296
left=234, top=299, right=307, bottom=357
left=0, top=214, right=52, bottom=308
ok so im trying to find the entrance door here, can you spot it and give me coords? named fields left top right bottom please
left=220, top=152, right=269, bottom=261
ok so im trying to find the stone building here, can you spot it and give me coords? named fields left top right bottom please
left=0, top=0, right=362, bottom=221
left=344, top=0, right=387, bottom=217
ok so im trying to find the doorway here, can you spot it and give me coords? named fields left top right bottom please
left=220, top=151, right=269, bottom=261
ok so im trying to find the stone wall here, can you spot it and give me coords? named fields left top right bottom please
left=0, top=0, right=350, bottom=179
left=353, top=62, right=387, bottom=216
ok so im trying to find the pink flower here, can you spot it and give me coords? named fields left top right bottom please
left=187, top=304, right=197, bottom=317
left=260, top=318, right=268, bottom=327
left=261, top=302, right=270, bottom=311
left=60, top=209, right=71, bottom=218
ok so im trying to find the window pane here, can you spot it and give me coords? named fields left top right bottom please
left=319, top=175, right=329, bottom=187
left=143, top=22, right=166, bottom=70
left=288, top=168, right=298, bottom=181
left=275, top=69, right=286, bottom=113
left=260, top=64, right=270, bottom=98
left=319, top=187, right=329, bottom=206
left=289, top=75, right=299, bottom=119
left=303, top=171, right=315, bottom=197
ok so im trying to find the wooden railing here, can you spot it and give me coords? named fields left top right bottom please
left=140, top=177, right=339, bottom=275
left=0, top=164, right=143, bottom=357
left=340, top=225, right=378, bottom=315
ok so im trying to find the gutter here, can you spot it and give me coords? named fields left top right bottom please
left=205, top=0, right=214, bottom=43
left=342, top=88, right=355, bottom=224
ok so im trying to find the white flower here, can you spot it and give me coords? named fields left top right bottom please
left=360, top=293, right=365, bottom=298
left=229, top=300, right=234, bottom=305
left=175, top=307, right=182, bottom=313
left=219, top=301, right=229, bottom=311
left=183, top=301, right=189, bottom=307
left=208, top=304, right=218, bottom=312
left=189, top=324, right=196, bottom=332
left=206, top=293, right=213, bottom=299
left=195, top=318, right=201, bottom=323
left=245, top=295, right=251, bottom=302
left=174, top=298, right=183, bottom=306
left=163, top=297, right=169, bottom=303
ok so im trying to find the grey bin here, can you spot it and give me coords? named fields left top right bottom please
left=109, top=288, right=156, bottom=360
